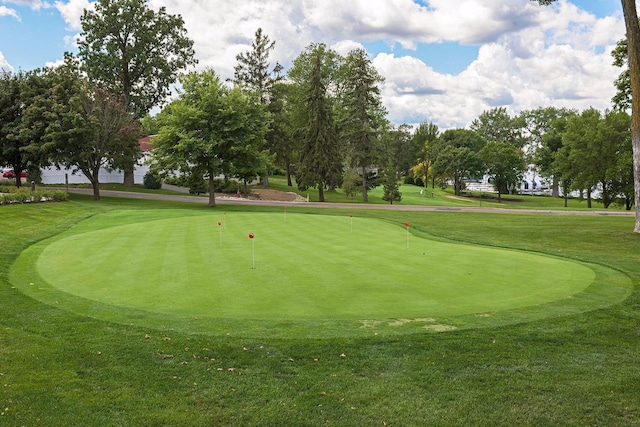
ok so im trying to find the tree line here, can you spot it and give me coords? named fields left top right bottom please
left=0, top=0, right=636, bottom=214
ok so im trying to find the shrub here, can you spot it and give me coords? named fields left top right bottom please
left=143, top=172, right=163, bottom=190
left=0, top=187, right=68, bottom=205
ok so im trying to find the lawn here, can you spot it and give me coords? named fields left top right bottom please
left=1, top=194, right=639, bottom=425
left=11, top=210, right=626, bottom=338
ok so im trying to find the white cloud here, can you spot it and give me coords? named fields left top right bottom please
left=2, top=0, right=46, bottom=10
left=54, top=0, right=91, bottom=31
left=0, top=5, right=20, bottom=20
left=0, top=50, right=14, bottom=72
left=45, top=0, right=625, bottom=129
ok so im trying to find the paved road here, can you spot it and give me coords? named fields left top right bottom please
left=63, top=187, right=635, bottom=217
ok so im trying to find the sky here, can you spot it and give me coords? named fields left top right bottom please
left=0, top=0, right=628, bottom=130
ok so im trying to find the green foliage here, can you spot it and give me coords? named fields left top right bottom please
left=153, top=69, right=268, bottom=207
left=480, top=141, right=527, bottom=201
left=78, top=0, right=196, bottom=117
left=381, top=170, right=402, bottom=204
left=340, top=48, right=386, bottom=202
left=432, top=129, right=486, bottom=196
left=0, top=69, right=50, bottom=187
left=233, top=28, right=283, bottom=102
left=411, top=121, right=439, bottom=188
left=611, top=37, right=631, bottom=111
left=295, top=49, right=343, bottom=202
left=142, top=171, right=162, bottom=190
left=42, top=61, right=142, bottom=201
left=0, top=187, right=68, bottom=204
left=470, top=107, right=526, bottom=148
left=557, top=108, right=632, bottom=208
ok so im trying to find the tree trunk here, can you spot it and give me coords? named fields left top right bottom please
left=123, top=170, right=135, bottom=186
left=90, top=172, right=100, bottom=201
left=263, top=169, right=269, bottom=187
left=587, top=188, right=592, bottom=208
left=208, top=175, right=216, bottom=207
left=621, top=0, right=640, bottom=232
left=361, top=166, right=369, bottom=202
left=552, top=174, right=560, bottom=197
left=286, top=163, right=292, bottom=187
left=318, top=185, right=325, bottom=202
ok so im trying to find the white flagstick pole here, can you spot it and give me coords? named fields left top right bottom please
left=404, top=222, right=409, bottom=249
left=249, top=233, right=255, bottom=269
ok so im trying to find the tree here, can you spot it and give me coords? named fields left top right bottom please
left=432, top=129, right=486, bottom=196
left=341, top=48, right=386, bottom=202
left=534, top=113, right=573, bottom=198
left=480, top=141, right=526, bottom=202
left=267, top=82, right=297, bottom=186
left=44, top=77, right=142, bottom=200
left=153, top=70, right=268, bottom=207
left=381, top=167, right=402, bottom=204
left=0, top=70, right=27, bottom=187
left=384, top=123, right=417, bottom=179
left=558, top=108, right=630, bottom=209
left=534, top=0, right=640, bottom=229
left=296, top=51, right=342, bottom=202
left=233, top=28, right=283, bottom=188
left=79, top=0, right=196, bottom=185
left=411, top=121, right=439, bottom=189
left=233, top=28, right=283, bottom=103
left=470, top=107, right=526, bottom=148
left=611, top=37, right=631, bottom=111
left=521, top=107, right=575, bottom=196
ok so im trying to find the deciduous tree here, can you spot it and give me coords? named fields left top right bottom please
left=153, top=70, right=268, bottom=207
left=534, top=0, right=640, bottom=229
left=79, top=0, right=196, bottom=185
left=43, top=64, right=141, bottom=200
left=432, top=129, right=486, bottom=196
left=480, top=141, right=526, bottom=202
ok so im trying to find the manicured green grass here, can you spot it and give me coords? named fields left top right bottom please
left=264, top=174, right=624, bottom=210
left=1, top=195, right=639, bottom=425
left=11, top=210, right=623, bottom=338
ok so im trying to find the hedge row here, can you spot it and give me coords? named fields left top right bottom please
left=0, top=187, right=69, bottom=205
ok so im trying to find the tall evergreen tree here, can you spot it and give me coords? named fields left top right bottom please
left=233, top=28, right=283, bottom=187
left=341, top=48, right=386, bottom=202
left=297, top=52, right=342, bottom=202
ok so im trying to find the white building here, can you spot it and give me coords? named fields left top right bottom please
left=40, top=137, right=153, bottom=185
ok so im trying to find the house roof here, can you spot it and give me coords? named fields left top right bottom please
left=138, top=136, right=155, bottom=152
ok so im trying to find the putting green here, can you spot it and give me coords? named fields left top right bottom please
left=11, top=209, right=632, bottom=338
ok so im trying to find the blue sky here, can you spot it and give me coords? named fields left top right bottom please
left=0, top=0, right=627, bottom=128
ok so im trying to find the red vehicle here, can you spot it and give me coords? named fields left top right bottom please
left=2, top=169, right=27, bottom=179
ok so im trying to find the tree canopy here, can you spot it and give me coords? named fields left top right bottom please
left=153, top=69, right=268, bottom=207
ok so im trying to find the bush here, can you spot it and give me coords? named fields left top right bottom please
left=143, top=172, right=163, bottom=190
left=0, top=187, right=68, bottom=205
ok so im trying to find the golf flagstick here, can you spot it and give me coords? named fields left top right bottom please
left=404, top=222, right=409, bottom=249
left=249, top=233, right=255, bottom=269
